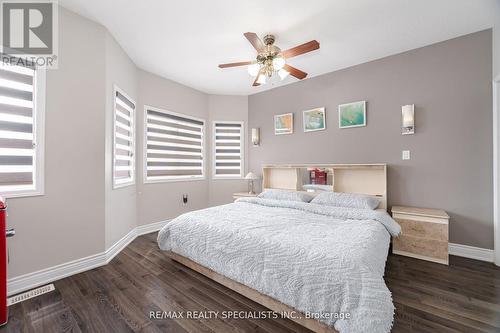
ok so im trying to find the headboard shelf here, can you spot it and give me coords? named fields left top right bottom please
left=263, top=163, right=386, bottom=169
left=262, top=163, right=387, bottom=209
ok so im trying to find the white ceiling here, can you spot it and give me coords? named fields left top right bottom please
left=60, top=0, right=498, bottom=95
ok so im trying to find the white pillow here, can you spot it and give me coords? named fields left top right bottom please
left=310, top=192, right=380, bottom=210
left=258, top=189, right=314, bottom=203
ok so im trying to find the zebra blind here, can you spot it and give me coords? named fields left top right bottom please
left=113, top=89, right=136, bottom=187
left=0, top=62, right=38, bottom=195
left=213, top=122, right=243, bottom=178
left=145, top=108, right=204, bottom=181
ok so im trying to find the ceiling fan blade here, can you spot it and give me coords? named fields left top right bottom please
left=244, top=32, right=265, bottom=52
left=218, top=60, right=255, bottom=68
left=284, top=64, right=307, bottom=80
left=252, top=76, right=260, bottom=87
left=282, top=40, right=320, bottom=59
left=252, top=68, right=264, bottom=86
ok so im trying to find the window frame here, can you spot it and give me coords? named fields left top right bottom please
left=0, top=66, right=46, bottom=199
left=112, top=85, right=136, bottom=189
left=212, top=120, right=245, bottom=180
left=143, top=105, right=206, bottom=184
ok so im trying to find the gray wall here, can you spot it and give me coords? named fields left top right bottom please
left=208, top=95, right=249, bottom=206
left=5, top=7, right=496, bottom=283
left=492, top=7, right=499, bottom=262
left=5, top=7, right=248, bottom=281
left=248, top=30, right=493, bottom=249
left=136, top=70, right=210, bottom=226
left=7, top=8, right=107, bottom=278
left=104, top=32, right=139, bottom=248
left=494, top=3, right=500, bottom=79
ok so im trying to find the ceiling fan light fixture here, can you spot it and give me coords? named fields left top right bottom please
left=272, top=56, right=286, bottom=70
left=256, top=73, right=266, bottom=84
left=278, top=68, right=289, bottom=80
left=218, top=32, right=319, bottom=87
left=247, top=63, right=260, bottom=77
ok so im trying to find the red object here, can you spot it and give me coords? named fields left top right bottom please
left=0, top=196, right=6, bottom=326
left=310, top=168, right=327, bottom=185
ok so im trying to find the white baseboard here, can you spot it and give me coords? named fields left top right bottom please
left=136, top=220, right=169, bottom=236
left=7, top=252, right=106, bottom=297
left=104, top=227, right=138, bottom=263
left=6, top=225, right=493, bottom=297
left=7, top=220, right=169, bottom=297
left=449, top=243, right=494, bottom=262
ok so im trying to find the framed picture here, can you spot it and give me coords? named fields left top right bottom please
left=338, top=101, right=366, bottom=128
left=303, top=107, right=326, bottom=132
left=274, top=113, right=294, bottom=135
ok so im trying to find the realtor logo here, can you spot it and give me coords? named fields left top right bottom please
left=0, top=0, right=58, bottom=68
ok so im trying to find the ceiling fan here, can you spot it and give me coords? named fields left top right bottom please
left=218, top=33, right=320, bottom=87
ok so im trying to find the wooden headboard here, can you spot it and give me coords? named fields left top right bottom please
left=262, top=164, right=387, bottom=210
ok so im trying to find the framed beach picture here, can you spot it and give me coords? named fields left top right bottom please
left=303, top=107, right=326, bottom=132
left=274, top=113, right=294, bottom=135
left=338, top=101, right=366, bottom=128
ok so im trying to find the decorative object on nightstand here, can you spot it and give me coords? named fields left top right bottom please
left=392, top=206, right=449, bottom=265
left=232, top=192, right=258, bottom=201
left=244, top=172, right=260, bottom=194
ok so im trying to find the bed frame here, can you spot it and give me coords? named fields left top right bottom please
left=168, top=252, right=339, bottom=333
left=169, top=163, right=387, bottom=332
left=262, top=163, right=387, bottom=210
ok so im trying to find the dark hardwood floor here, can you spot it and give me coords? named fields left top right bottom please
left=1, top=233, right=499, bottom=333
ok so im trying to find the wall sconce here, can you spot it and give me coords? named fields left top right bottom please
left=251, top=128, right=260, bottom=146
left=401, top=104, right=415, bottom=135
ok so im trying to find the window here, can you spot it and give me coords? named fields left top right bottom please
left=113, top=87, right=136, bottom=188
left=212, top=121, right=244, bottom=178
left=0, top=61, right=45, bottom=198
left=144, top=106, right=205, bottom=182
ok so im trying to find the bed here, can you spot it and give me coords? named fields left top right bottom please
left=157, top=164, right=401, bottom=333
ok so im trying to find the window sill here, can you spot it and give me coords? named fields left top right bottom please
left=2, top=189, right=44, bottom=199
left=113, top=181, right=136, bottom=189
left=144, top=176, right=206, bottom=184
left=212, top=176, right=245, bottom=181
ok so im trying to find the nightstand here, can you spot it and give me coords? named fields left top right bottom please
left=391, top=206, right=449, bottom=265
left=232, top=192, right=258, bottom=201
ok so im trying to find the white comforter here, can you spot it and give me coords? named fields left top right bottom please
left=157, top=197, right=401, bottom=333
